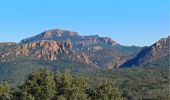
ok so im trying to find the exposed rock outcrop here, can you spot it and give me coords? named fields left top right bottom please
left=21, top=29, right=79, bottom=43
left=76, top=53, right=92, bottom=64
left=121, top=36, right=170, bottom=67
left=77, top=39, right=97, bottom=46
left=42, top=29, right=79, bottom=38
left=99, top=37, right=117, bottom=46
left=0, top=40, right=72, bottom=62
left=0, top=40, right=94, bottom=65
left=76, top=37, right=117, bottom=47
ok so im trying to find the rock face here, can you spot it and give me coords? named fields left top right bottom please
left=121, top=36, right=170, bottom=67
left=99, top=37, right=117, bottom=46
left=41, top=29, right=79, bottom=38
left=0, top=40, right=72, bottom=62
left=0, top=40, right=94, bottom=65
left=76, top=53, right=92, bottom=64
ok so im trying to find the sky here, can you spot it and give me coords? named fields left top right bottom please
left=0, top=0, right=169, bottom=46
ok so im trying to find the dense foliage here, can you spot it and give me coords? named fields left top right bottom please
left=0, top=69, right=123, bottom=100
left=77, top=67, right=170, bottom=100
left=0, top=56, right=169, bottom=100
left=20, top=69, right=55, bottom=100
left=54, top=70, right=90, bottom=100
left=0, top=82, right=12, bottom=100
left=0, top=63, right=169, bottom=100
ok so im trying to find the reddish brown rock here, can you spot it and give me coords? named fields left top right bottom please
left=99, top=37, right=117, bottom=46
left=0, top=40, right=72, bottom=62
left=42, top=29, right=79, bottom=38
left=76, top=53, right=92, bottom=64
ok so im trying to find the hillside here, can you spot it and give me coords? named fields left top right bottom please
left=121, top=36, right=170, bottom=67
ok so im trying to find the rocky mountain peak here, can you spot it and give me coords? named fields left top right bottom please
left=41, top=29, right=79, bottom=38
left=21, top=29, right=79, bottom=43
left=152, top=36, right=169, bottom=50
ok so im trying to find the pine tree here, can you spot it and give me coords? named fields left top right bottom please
left=54, top=70, right=89, bottom=100
left=20, top=68, right=55, bottom=100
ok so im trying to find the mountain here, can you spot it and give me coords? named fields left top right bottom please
left=0, top=28, right=169, bottom=85
left=0, top=29, right=168, bottom=70
left=121, top=36, right=170, bottom=67
left=20, top=29, right=141, bottom=68
left=0, top=29, right=169, bottom=100
left=21, top=29, right=117, bottom=46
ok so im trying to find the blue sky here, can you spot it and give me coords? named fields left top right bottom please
left=0, top=0, right=169, bottom=46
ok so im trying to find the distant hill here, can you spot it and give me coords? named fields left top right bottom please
left=121, top=36, right=169, bottom=67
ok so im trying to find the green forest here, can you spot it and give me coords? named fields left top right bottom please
left=0, top=67, right=169, bottom=100
left=0, top=68, right=122, bottom=100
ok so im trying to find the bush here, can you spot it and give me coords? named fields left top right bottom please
left=0, top=82, right=13, bottom=100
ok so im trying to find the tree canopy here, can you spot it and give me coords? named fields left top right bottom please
left=1, top=68, right=122, bottom=100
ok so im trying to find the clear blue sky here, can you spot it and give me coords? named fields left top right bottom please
left=0, top=0, right=169, bottom=46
